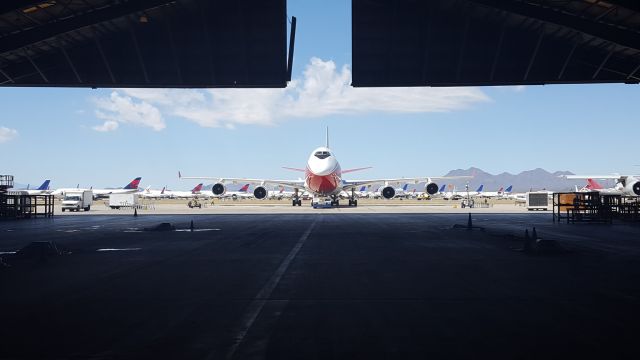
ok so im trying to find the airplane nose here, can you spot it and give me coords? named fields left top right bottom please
left=310, top=161, right=335, bottom=176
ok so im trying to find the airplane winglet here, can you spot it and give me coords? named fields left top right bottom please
left=178, top=171, right=182, bottom=179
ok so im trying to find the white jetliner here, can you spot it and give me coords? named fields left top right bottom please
left=446, top=184, right=484, bottom=199
left=92, top=177, right=142, bottom=198
left=166, top=183, right=204, bottom=199
left=218, top=183, right=253, bottom=200
left=565, top=175, right=640, bottom=196
left=13, top=180, right=51, bottom=195
left=140, top=186, right=169, bottom=199
left=180, top=129, right=469, bottom=207
left=479, top=185, right=512, bottom=198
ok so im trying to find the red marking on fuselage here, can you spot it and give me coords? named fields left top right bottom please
left=306, top=167, right=341, bottom=195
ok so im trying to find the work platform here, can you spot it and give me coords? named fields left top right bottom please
left=553, top=192, right=640, bottom=223
left=0, top=175, right=54, bottom=219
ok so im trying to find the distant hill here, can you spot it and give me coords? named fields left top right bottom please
left=441, top=167, right=583, bottom=192
left=201, top=168, right=586, bottom=193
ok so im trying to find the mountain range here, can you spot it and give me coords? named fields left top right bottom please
left=442, top=167, right=584, bottom=192
left=202, top=167, right=592, bottom=193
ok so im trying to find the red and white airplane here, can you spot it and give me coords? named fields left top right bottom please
left=180, top=129, right=468, bottom=207
left=566, top=174, right=640, bottom=196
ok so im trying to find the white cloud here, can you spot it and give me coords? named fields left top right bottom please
left=0, top=126, right=18, bottom=143
left=92, top=91, right=165, bottom=131
left=92, top=120, right=119, bottom=132
left=93, top=57, right=490, bottom=130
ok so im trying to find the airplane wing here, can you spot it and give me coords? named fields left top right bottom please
left=565, top=175, right=622, bottom=180
left=179, top=174, right=305, bottom=189
left=341, top=176, right=472, bottom=190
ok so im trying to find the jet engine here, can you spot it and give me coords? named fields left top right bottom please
left=253, top=186, right=268, bottom=199
left=425, top=182, right=439, bottom=195
left=624, top=178, right=640, bottom=196
left=211, top=183, right=226, bottom=195
left=381, top=186, right=396, bottom=199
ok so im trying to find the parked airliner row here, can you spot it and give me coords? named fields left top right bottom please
left=180, top=129, right=469, bottom=207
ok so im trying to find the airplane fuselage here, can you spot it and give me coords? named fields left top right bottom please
left=305, top=147, right=342, bottom=196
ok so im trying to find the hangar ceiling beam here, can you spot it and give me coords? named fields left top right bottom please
left=469, top=0, right=640, bottom=52
left=0, top=0, right=175, bottom=55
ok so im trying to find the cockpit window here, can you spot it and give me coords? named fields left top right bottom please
left=314, top=151, right=331, bottom=159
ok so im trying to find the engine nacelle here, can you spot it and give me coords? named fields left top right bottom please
left=381, top=186, right=396, bottom=199
left=625, top=179, right=640, bottom=196
left=425, top=182, right=439, bottom=195
left=211, top=183, right=226, bottom=195
left=253, top=186, right=268, bottom=199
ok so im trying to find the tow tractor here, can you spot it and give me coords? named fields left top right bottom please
left=312, top=197, right=333, bottom=209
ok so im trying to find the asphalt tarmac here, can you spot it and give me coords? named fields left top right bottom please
left=1, top=213, right=640, bottom=359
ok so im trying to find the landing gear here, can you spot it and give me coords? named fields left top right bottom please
left=292, top=188, right=302, bottom=206
left=348, top=188, right=358, bottom=207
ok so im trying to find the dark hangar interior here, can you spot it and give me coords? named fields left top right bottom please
left=1, top=0, right=639, bottom=88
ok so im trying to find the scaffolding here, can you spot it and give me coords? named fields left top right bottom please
left=553, top=192, right=640, bottom=223
left=1, top=176, right=54, bottom=219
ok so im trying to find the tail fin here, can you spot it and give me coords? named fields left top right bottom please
left=360, top=186, right=366, bottom=192
left=439, top=184, right=446, bottom=193
left=191, top=183, right=203, bottom=194
left=37, top=180, right=51, bottom=191
left=587, top=178, right=603, bottom=190
left=239, top=184, right=250, bottom=192
left=498, top=186, right=504, bottom=193
left=403, top=184, right=408, bottom=191
left=476, top=184, right=483, bottom=192
left=505, top=185, right=513, bottom=193
left=161, top=186, right=166, bottom=194
left=123, top=177, right=142, bottom=190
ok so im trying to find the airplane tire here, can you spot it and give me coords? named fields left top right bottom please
left=292, top=200, right=297, bottom=206
left=354, top=200, right=358, bottom=207
left=297, top=200, right=302, bottom=206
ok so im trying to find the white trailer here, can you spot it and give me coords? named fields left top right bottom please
left=61, top=190, right=93, bottom=212
left=109, top=193, right=139, bottom=209
left=526, top=192, right=550, bottom=211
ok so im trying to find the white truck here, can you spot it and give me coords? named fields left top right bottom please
left=61, top=190, right=93, bottom=212
left=109, top=193, right=139, bottom=209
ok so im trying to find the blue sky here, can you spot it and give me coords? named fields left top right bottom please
left=1, top=0, right=639, bottom=190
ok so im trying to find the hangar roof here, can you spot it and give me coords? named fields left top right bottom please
left=0, top=0, right=289, bottom=88
left=352, top=0, right=640, bottom=87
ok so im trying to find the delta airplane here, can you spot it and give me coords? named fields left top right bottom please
left=179, top=129, right=468, bottom=207
left=92, top=177, right=142, bottom=198
left=166, top=183, right=204, bottom=199
left=566, top=174, right=640, bottom=196
left=218, top=184, right=252, bottom=200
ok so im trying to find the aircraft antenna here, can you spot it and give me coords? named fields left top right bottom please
left=326, top=126, right=329, bottom=148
